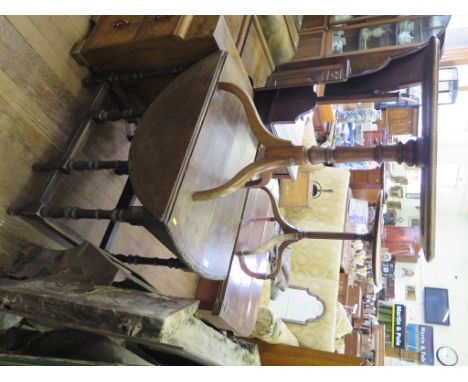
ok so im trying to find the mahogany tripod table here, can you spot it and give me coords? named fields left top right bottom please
left=236, top=187, right=383, bottom=288
left=194, top=36, right=440, bottom=263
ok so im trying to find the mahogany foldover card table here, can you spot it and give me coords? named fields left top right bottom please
left=128, top=50, right=257, bottom=279
left=12, top=49, right=258, bottom=281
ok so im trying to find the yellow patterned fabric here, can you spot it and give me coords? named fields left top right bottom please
left=251, top=307, right=300, bottom=347
left=335, top=302, right=353, bottom=339
left=259, top=279, right=272, bottom=308
left=279, top=166, right=350, bottom=352
left=335, top=337, right=346, bottom=354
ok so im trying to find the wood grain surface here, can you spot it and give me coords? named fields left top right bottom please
left=0, top=16, right=198, bottom=298
left=129, top=51, right=257, bottom=280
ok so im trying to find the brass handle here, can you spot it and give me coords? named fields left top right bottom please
left=113, top=19, right=130, bottom=29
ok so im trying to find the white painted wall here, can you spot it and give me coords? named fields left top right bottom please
left=390, top=88, right=468, bottom=366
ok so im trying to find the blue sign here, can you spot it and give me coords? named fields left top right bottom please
left=392, top=304, right=406, bottom=349
left=419, top=325, right=434, bottom=365
left=406, top=324, right=419, bottom=352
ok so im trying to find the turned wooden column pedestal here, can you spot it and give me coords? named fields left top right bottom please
left=193, top=36, right=439, bottom=263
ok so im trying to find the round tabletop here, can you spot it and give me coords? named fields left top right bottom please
left=418, top=36, right=439, bottom=263
left=370, top=191, right=384, bottom=288
left=128, top=51, right=257, bottom=280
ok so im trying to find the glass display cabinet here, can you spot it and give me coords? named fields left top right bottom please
left=329, top=16, right=451, bottom=55
left=263, top=16, right=450, bottom=93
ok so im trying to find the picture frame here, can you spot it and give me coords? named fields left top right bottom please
left=424, top=287, right=450, bottom=326
left=383, top=209, right=397, bottom=225
left=405, top=285, right=416, bottom=301
left=387, top=200, right=402, bottom=210
left=409, top=217, right=420, bottom=227
left=389, top=186, right=404, bottom=198
left=390, top=176, right=408, bottom=185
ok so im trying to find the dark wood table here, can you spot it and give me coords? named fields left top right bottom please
left=196, top=187, right=278, bottom=336
left=129, top=50, right=257, bottom=280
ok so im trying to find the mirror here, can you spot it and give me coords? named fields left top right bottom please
left=268, top=286, right=325, bottom=324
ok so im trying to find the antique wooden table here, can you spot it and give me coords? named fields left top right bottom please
left=194, top=36, right=440, bottom=263
left=235, top=187, right=383, bottom=287
left=128, top=50, right=256, bottom=280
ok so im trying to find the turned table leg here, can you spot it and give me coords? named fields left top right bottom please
left=9, top=205, right=156, bottom=227
left=33, top=160, right=129, bottom=175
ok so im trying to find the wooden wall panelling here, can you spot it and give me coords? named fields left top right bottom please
left=291, top=31, right=324, bottom=62
left=441, top=47, right=468, bottom=67
left=0, top=16, right=198, bottom=298
left=300, top=16, right=327, bottom=31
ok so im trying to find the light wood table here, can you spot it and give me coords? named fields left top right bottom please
left=270, top=120, right=305, bottom=181
left=193, top=36, right=440, bottom=263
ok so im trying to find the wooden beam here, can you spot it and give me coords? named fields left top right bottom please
left=440, top=47, right=468, bottom=67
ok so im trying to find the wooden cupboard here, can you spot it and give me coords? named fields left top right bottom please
left=382, top=106, right=419, bottom=136
left=349, top=130, right=387, bottom=203
left=293, top=16, right=449, bottom=64
left=382, top=226, right=421, bottom=262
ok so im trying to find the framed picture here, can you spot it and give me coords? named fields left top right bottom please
left=390, top=175, right=408, bottom=185
left=405, top=285, right=416, bottom=301
left=406, top=193, right=421, bottom=199
left=389, top=186, right=404, bottom=198
left=383, top=209, right=397, bottom=225
left=424, top=287, right=450, bottom=325
left=409, top=217, right=420, bottom=227
left=387, top=200, right=402, bottom=210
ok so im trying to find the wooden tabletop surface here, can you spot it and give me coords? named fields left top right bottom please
left=196, top=186, right=278, bottom=336
left=129, top=50, right=256, bottom=279
left=215, top=187, right=278, bottom=336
